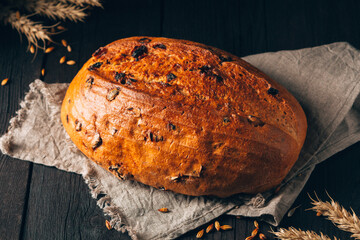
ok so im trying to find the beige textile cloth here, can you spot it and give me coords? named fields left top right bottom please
left=1, top=42, right=360, bottom=239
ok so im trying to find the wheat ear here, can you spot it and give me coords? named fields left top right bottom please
left=272, top=227, right=338, bottom=240
left=60, top=0, right=102, bottom=7
left=6, top=11, right=51, bottom=49
left=26, top=0, right=87, bottom=22
left=309, top=192, right=360, bottom=239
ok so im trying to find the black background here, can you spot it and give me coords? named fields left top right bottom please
left=0, top=0, right=360, bottom=239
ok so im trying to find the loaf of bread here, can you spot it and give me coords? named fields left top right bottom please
left=61, top=37, right=307, bottom=197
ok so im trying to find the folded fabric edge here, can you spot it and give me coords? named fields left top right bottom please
left=0, top=79, right=140, bottom=240
left=0, top=80, right=44, bottom=155
left=82, top=168, right=139, bottom=240
left=227, top=165, right=315, bottom=226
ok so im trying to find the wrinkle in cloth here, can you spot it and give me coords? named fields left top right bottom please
left=1, top=42, right=360, bottom=240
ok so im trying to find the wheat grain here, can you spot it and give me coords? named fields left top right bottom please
left=45, top=46, right=54, bottom=53
left=30, top=45, right=35, bottom=54
left=272, top=227, right=338, bottom=240
left=288, top=205, right=301, bottom=217
left=57, top=25, right=66, bottom=30
left=60, top=56, right=66, bottom=64
left=251, top=227, right=259, bottom=237
left=206, top=223, right=213, bottom=233
left=157, top=208, right=169, bottom=213
left=61, top=39, right=68, bottom=47
left=220, top=225, right=232, bottom=230
left=259, top=233, right=267, bottom=240
left=6, top=12, right=51, bottom=49
left=25, top=0, right=87, bottom=22
left=1, top=78, right=9, bottom=86
left=105, top=220, right=112, bottom=230
left=309, top=193, right=360, bottom=239
left=215, top=221, right=220, bottom=231
left=196, top=229, right=204, bottom=238
left=1, top=0, right=101, bottom=56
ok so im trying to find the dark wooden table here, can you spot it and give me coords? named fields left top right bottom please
left=1, top=0, right=360, bottom=239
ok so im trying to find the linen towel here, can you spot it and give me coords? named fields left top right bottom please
left=1, top=42, right=360, bottom=240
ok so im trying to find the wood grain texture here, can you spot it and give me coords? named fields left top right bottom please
left=19, top=0, right=162, bottom=239
left=0, top=0, right=359, bottom=239
left=0, top=22, right=44, bottom=240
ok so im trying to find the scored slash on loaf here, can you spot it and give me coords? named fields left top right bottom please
left=61, top=37, right=307, bottom=197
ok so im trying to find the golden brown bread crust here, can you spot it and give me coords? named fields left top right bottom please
left=61, top=37, right=307, bottom=198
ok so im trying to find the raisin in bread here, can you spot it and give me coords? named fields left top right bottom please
left=61, top=37, right=307, bottom=197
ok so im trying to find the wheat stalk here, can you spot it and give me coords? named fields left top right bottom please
left=309, top=193, right=360, bottom=239
left=6, top=11, right=51, bottom=49
left=60, top=0, right=102, bottom=7
left=272, top=227, right=338, bottom=240
left=1, top=0, right=102, bottom=55
left=25, top=0, right=87, bottom=22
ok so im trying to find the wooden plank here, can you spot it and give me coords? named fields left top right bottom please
left=1, top=0, right=359, bottom=239
left=21, top=165, right=132, bottom=240
left=280, top=142, right=360, bottom=240
left=0, top=155, right=32, bottom=240
left=302, top=0, right=360, bottom=48
left=231, top=0, right=268, bottom=57
left=162, top=0, right=241, bottom=52
left=264, top=0, right=315, bottom=51
left=264, top=0, right=360, bottom=51
left=0, top=18, right=45, bottom=239
left=20, top=0, right=162, bottom=239
left=162, top=0, right=269, bottom=239
left=264, top=1, right=360, bottom=239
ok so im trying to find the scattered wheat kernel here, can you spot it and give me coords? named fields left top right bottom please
left=45, top=47, right=54, bottom=53
left=259, top=233, right=267, bottom=240
left=57, top=25, right=65, bottom=30
left=60, top=56, right=66, bottom=64
left=287, top=205, right=301, bottom=217
left=41, top=68, right=45, bottom=76
left=105, top=220, right=112, bottom=230
left=251, top=228, right=258, bottom=237
left=215, top=221, right=220, bottom=231
left=66, top=60, right=76, bottom=65
left=67, top=45, right=72, bottom=52
left=206, top=223, right=213, bottom=233
left=61, top=39, right=68, bottom=47
left=1, top=78, right=9, bottom=86
left=245, top=237, right=254, bottom=240
left=254, top=220, right=259, bottom=228
left=196, top=229, right=204, bottom=238
left=16, top=11, right=20, bottom=20
left=158, top=208, right=169, bottom=213
left=30, top=45, right=35, bottom=54
left=220, top=225, right=232, bottom=230
left=316, top=211, right=322, bottom=216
